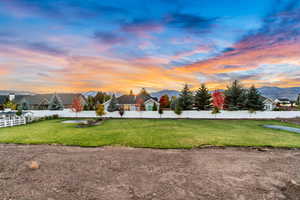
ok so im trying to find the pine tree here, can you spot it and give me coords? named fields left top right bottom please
left=223, top=80, right=246, bottom=110
left=158, top=108, right=163, bottom=117
left=195, top=84, right=211, bottom=110
left=170, top=96, right=177, bottom=110
left=179, top=84, right=194, bottom=110
left=107, top=94, right=118, bottom=112
left=245, top=85, right=264, bottom=111
left=296, top=94, right=300, bottom=106
left=152, top=103, right=158, bottom=111
left=174, top=99, right=182, bottom=115
left=48, top=94, right=63, bottom=110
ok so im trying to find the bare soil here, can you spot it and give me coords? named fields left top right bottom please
left=0, top=144, right=300, bottom=200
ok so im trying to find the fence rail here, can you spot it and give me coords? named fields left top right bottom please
left=0, top=117, right=26, bottom=128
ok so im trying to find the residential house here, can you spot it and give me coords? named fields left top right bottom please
left=105, top=89, right=159, bottom=111
left=274, top=98, right=292, bottom=107
left=16, top=93, right=87, bottom=110
left=261, top=96, right=276, bottom=111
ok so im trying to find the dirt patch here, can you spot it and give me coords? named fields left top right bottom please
left=278, top=118, right=300, bottom=125
left=0, top=144, right=300, bottom=200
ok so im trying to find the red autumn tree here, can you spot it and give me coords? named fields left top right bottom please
left=159, top=94, right=170, bottom=108
left=71, top=96, right=83, bottom=117
left=212, top=91, right=224, bottom=109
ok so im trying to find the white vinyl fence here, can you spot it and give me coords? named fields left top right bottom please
left=30, top=109, right=300, bottom=119
left=0, top=116, right=26, bottom=128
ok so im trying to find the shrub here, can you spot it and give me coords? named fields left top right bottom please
left=119, top=107, right=125, bottom=117
left=211, top=106, right=220, bottom=114
left=53, top=114, right=59, bottom=119
left=174, top=101, right=182, bottom=115
left=158, top=108, right=163, bottom=117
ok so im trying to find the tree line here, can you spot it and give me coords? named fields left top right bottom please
left=158, top=80, right=264, bottom=113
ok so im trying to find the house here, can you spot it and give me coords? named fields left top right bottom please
left=274, top=98, right=291, bottom=107
left=105, top=89, right=159, bottom=111
left=16, top=93, right=87, bottom=110
left=261, top=96, right=276, bottom=111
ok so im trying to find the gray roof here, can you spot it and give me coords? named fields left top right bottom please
left=19, top=93, right=85, bottom=105
left=116, top=93, right=157, bottom=105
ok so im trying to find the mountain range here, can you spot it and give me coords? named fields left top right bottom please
left=151, top=87, right=300, bottom=100
left=2, top=86, right=300, bottom=101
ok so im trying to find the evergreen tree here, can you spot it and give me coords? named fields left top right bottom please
left=170, top=96, right=177, bottom=110
left=195, top=84, right=211, bottom=110
left=95, top=92, right=110, bottom=104
left=245, top=85, right=264, bottom=111
left=48, top=94, right=63, bottom=110
left=158, top=108, right=163, bottom=117
left=107, top=94, right=119, bottom=112
left=223, top=80, right=246, bottom=110
left=174, top=99, right=182, bottom=115
left=296, top=94, right=300, bottom=105
left=152, top=103, right=158, bottom=111
left=179, top=84, right=194, bottom=110
left=87, top=96, right=96, bottom=110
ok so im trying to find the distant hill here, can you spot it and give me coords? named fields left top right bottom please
left=258, top=87, right=300, bottom=100
left=0, top=90, right=35, bottom=96
left=150, top=90, right=180, bottom=98
left=82, top=91, right=122, bottom=98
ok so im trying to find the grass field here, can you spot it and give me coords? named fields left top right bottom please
left=0, top=119, right=300, bottom=148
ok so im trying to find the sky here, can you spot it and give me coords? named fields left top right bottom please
left=0, top=0, right=300, bottom=93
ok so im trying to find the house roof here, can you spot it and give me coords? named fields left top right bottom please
left=20, top=94, right=52, bottom=105
left=117, top=95, right=136, bottom=104
left=116, top=93, right=157, bottom=105
left=277, top=98, right=290, bottom=102
left=19, top=93, right=84, bottom=105
left=55, top=93, right=84, bottom=105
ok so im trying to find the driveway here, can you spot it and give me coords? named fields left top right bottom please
left=0, top=144, right=300, bottom=200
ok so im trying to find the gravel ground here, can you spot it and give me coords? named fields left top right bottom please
left=0, top=144, right=300, bottom=200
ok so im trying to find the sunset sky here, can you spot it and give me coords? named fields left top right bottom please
left=0, top=0, right=300, bottom=93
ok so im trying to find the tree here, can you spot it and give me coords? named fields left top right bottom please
left=71, top=97, right=83, bottom=117
left=86, top=96, right=96, bottom=110
left=245, top=85, right=264, bottom=111
left=195, top=84, right=211, bottom=110
left=159, top=94, right=170, bottom=108
left=223, top=80, right=246, bottom=110
left=152, top=103, right=158, bottom=111
left=179, top=84, right=194, bottom=110
left=174, top=100, right=182, bottom=115
left=48, top=94, right=63, bottom=110
left=158, top=108, right=163, bottom=118
left=296, top=94, right=300, bottom=106
left=170, top=96, right=177, bottom=110
left=95, top=92, right=110, bottom=104
left=3, top=100, right=17, bottom=110
left=96, top=104, right=106, bottom=119
left=119, top=107, right=125, bottom=117
left=107, top=94, right=118, bottom=112
left=16, top=106, right=22, bottom=116
left=139, top=88, right=149, bottom=95
left=212, top=91, right=224, bottom=109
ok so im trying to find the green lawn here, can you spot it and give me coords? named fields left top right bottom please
left=0, top=119, right=300, bottom=148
